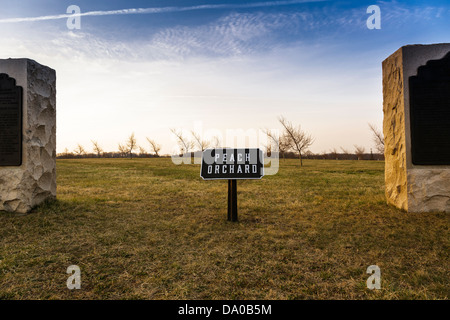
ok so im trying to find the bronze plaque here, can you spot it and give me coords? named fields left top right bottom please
left=409, top=52, right=450, bottom=165
left=0, top=73, right=23, bottom=166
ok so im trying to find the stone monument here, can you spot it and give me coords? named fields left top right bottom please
left=0, top=59, right=56, bottom=214
left=382, top=44, right=450, bottom=213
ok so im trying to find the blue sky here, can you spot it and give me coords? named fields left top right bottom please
left=0, top=0, right=449, bottom=154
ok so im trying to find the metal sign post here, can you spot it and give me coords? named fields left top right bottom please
left=201, top=148, right=264, bottom=222
left=227, top=179, right=238, bottom=221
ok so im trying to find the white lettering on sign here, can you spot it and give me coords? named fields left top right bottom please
left=200, top=148, right=264, bottom=180
left=210, top=151, right=259, bottom=163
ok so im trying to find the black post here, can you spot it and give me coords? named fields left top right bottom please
left=227, top=180, right=232, bottom=221
left=231, top=179, right=238, bottom=222
left=227, top=179, right=238, bottom=222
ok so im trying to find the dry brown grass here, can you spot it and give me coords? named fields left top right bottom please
left=0, top=158, right=448, bottom=299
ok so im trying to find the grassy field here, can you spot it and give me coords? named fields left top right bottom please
left=0, top=158, right=448, bottom=300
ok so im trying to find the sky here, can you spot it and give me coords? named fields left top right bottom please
left=0, top=0, right=449, bottom=155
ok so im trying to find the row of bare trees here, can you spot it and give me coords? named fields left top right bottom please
left=263, top=119, right=385, bottom=163
left=327, top=146, right=374, bottom=160
left=63, top=129, right=217, bottom=159
left=60, top=134, right=162, bottom=159
left=60, top=121, right=384, bottom=161
left=169, top=116, right=315, bottom=166
left=170, top=128, right=222, bottom=155
left=314, top=123, right=383, bottom=161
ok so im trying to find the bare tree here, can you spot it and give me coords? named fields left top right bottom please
left=263, top=128, right=290, bottom=161
left=340, top=147, right=350, bottom=155
left=146, top=138, right=161, bottom=157
left=191, top=130, right=210, bottom=152
left=126, top=133, right=137, bottom=159
left=118, top=144, right=128, bottom=158
left=170, top=128, right=194, bottom=155
left=91, top=140, right=103, bottom=158
left=265, top=142, right=272, bottom=157
left=368, top=123, right=384, bottom=154
left=138, top=145, right=147, bottom=156
left=74, top=144, right=86, bottom=157
left=279, top=133, right=291, bottom=161
left=278, top=116, right=314, bottom=166
left=63, top=148, right=70, bottom=156
left=354, top=145, right=366, bottom=160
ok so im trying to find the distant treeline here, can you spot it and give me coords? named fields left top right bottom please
left=302, top=152, right=384, bottom=161
left=57, top=152, right=167, bottom=159
left=264, top=151, right=384, bottom=161
left=57, top=151, right=384, bottom=161
left=58, top=118, right=386, bottom=163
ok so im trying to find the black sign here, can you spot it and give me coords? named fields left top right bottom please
left=0, top=73, right=23, bottom=166
left=409, top=52, right=450, bottom=165
left=201, top=148, right=264, bottom=180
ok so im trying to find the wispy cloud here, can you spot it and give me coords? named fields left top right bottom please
left=0, top=0, right=327, bottom=23
left=1, top=2, right=446, bottom=62
left=1, top=11, right=318, bottom=61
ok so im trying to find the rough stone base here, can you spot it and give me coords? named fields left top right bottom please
left=0, top=59, right=56, bottom=214
left=407, top=170, right=450, bottom=213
